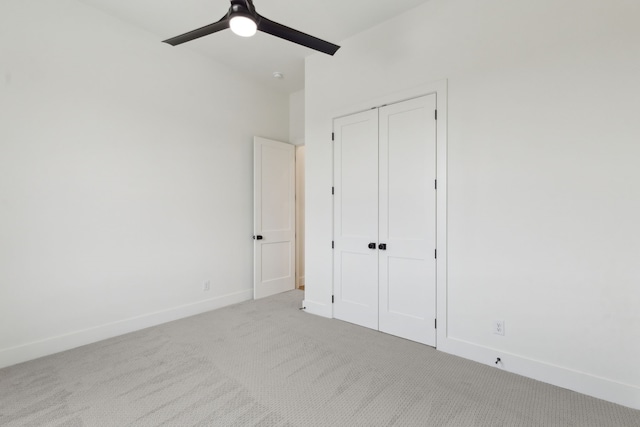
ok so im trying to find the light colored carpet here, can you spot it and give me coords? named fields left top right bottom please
left=1, top=290, right=638, bottom=426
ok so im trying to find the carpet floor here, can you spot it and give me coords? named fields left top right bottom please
left=1, top=290, right=638, bottom=426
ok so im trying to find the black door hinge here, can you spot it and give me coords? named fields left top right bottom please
left=332, top=187, right=335, bottom=195
left=332, top=241, right=335, bottom=249
left=435, top=319, right=437, bottom=329
left=332, top=295, right=335, bottom=303
left=332, top=132, right=335, bottom=141
left=435, top=249, right=437, bottom=259
left=435, top=110, right=438, bottom=120
left=435, top=179, right=437, bottom=190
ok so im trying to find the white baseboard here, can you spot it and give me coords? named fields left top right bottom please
left=0, top=289, right=252, bottom=369
left=302, top=298, right=332, bottom=318
left=438, top=336, right=640, bottom=410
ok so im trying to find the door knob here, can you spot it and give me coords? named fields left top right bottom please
left=368, top=243, right=376, bottom=249
left=378, top=243, right=387, bottom=250
left=254, top=235, right=264, bottom=240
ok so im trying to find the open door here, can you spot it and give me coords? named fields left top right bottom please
left=253, top=137, right=296, bottom=299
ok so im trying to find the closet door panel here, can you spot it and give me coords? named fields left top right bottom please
left=333, top=110, right=379, bottom=330
left=386, top=257, right=427, bottom=317
left=379, top=95, right=437, bottom=346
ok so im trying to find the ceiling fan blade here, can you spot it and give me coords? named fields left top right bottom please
left=257, top=15, right=340, bottom=56
left=163, top=16, right=229, bottom=46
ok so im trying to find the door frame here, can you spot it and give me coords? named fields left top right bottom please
left=295, top=146, right=306, bottom=289
left=330, top=80, right=448, bottom=349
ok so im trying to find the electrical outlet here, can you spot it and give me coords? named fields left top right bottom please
left=203, top=281, right=211, bottom=292
left=494, top=320, right=505, bottom=336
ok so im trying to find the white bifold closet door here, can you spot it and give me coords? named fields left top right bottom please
left=334, top=95, right=437, bottom=346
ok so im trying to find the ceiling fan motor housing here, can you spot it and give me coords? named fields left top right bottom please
left=229, top=0, right=257, bottom=19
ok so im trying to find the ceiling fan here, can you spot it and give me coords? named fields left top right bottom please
left=163, top=0, right=341, bottom=56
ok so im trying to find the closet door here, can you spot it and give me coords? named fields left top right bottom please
left=378, top=95, right=437, bottom=346
left=333, top=110, right=379, bottom=329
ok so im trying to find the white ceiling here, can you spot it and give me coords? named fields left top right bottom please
left=78, top=0, right=431, bottom=93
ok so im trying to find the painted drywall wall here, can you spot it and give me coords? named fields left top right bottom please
left=304, top=0, right=640, bottom=409
left=0, top=0, right=288, bottom=367
left=289, top=90, right=305, bottom=146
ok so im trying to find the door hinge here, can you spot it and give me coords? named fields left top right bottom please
left=435, top=110, right=438, bottom=120
left=332, top=241, right=335, bottom=249
left=332, top=295, right=335, bottom=304
left=435, top=319, right=437, bottom=329
left=435, top=179, right=437, bottom=190
left=435, top=249, right=437, bottom=259
left=332, top=187, right=335, bottom=195
left=332, top=132, right=335, bottom=141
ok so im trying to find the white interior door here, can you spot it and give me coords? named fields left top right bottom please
left=333, top=110, right=379, bottom=329
left=378, top=95, right=437, bottom=346
left=254, top=137, right=295, bottom=299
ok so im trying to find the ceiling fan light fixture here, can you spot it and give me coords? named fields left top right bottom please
left=163, top=0, right=341, bottom=55
left=229, top=14, right=257, bottom=37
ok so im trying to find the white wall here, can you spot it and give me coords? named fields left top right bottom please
left=0, top=0, right=289, bottom=367
left=304, top=0, right=640, bottom=409
left=289, top=90, right=305, bottom=146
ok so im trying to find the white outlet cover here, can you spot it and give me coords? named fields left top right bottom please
left=494, top=320, right=505, bottom=336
